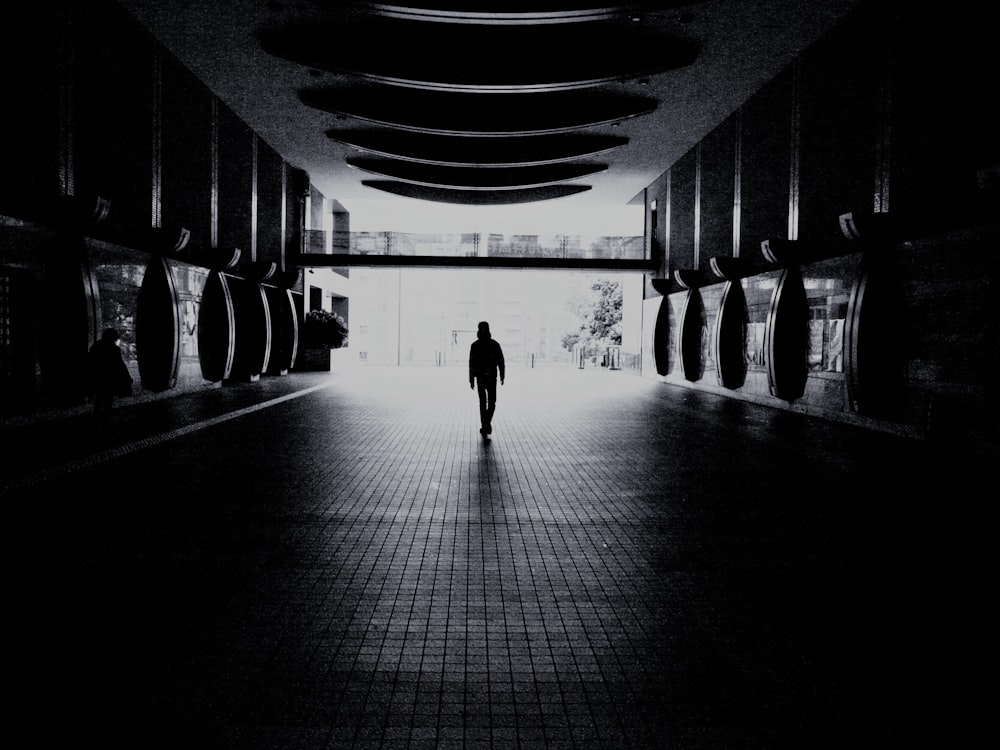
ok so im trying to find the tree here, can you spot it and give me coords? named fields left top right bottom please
left=561, top=331, right=581, bottom=352
left=586, top=279, right=622, bottom=344
left=562, top=278, right=623, bottom=356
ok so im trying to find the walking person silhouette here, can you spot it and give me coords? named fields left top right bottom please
left=469, top=321, right=505, bottom=439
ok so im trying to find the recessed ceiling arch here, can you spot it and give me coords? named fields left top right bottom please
left=300, top=85, right=658, bottom=135
left=346, top=156, right=608, bottom=189
left=259, top=14, right=699, bottom=92
left=328, top=130, right=630, bottom=166
left=361, top=180, right=592, bottom=204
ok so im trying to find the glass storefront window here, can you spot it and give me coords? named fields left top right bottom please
left=801, top=257, right=858, bottom=374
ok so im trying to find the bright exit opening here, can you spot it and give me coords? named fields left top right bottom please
left=305, top=268, right=645, bottom=372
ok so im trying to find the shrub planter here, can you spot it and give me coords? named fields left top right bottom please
left=296, top=347, right=334, bottom=371
left=295, top=346, right=351, bottom=372
left=296, top=310, right=349, bottom=372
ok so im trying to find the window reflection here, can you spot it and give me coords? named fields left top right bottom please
left=802, top=258, right=855, bottom=374
left=742, top=271, right=781, bottom=370
left=699, top=283, right=726, bottom=379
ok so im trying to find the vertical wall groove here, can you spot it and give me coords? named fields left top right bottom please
left=280, top=163, right=287, bottom=269
left=210, top=97, right=219, bottom=248
left=874, top=4, right=894, bottom=214
left=788, top=59, right=801, bottom=241
left=57, top=3, right=74, bottom=197
left=664, top=171, right=672, bottom=272
left=150, top=51, right=162, bottom=229
left=251, top=134, right=258, bottom=261
left=733, top=107, right=742, bottom=258
left=694, top=143, right=702, bottom=269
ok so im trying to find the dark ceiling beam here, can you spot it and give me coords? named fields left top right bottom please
left=299, top=253, right=656, bottom=272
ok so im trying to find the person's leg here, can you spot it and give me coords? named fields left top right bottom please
left=484, top=377, right=497, bottom=433
left=476, top=378, right=489, bottom=433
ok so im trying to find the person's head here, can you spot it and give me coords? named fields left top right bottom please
left=101, top=328, right=120, bottom=345
left=477, top=321, right=491, bottom=339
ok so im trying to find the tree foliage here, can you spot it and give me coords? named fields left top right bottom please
left=561, top=331, right=581, bottom=352
left=562, top=278, right=622, bottom=355
left=586, top=279, right=622, bottom=343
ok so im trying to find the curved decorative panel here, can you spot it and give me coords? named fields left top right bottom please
left=678, top=288, right=705, bottom=382
left=55, top=194, right=112, bottom=235
left=145, top=226, right=191, bottom=257
left=136, top=257, right=180, bottom=393
left=650, top=278, right=675, bottom=295
left=300, top=85, right=658, bottom=134
left=361, top=180, right=591, bottom=204
left=652, top=293, right=671, bottom=377
left=329, top=129, right=628, bottom=166
left=274, top=269, right=302, bottom=289
left=261, top=16, right=697, bottom=92
left=846, top=258, right=904, bottom=417
left=673, top=268, right=711, bottom=289
left=39, top=246, right=99, bottom=405
left=248, top=261, right=278, bottom=282
left=207, top=247, right=242, bottom=271
left=709, top=256, right=755, bottom=281
left=347, top=156, right=606, bottom=189
left=765, top=267, right=808, bottom=401
left=715, top=280, right=748, bottom=390
left=265, top=286, right=299, bottom=375
left=197, top=270, right=236, bottom=384
left=229, top=279, right=272, bottom=381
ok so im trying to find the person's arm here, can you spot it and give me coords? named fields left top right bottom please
left=469, top=345, right=475, bottom=389
left=497, top=342, right=505, bottom=384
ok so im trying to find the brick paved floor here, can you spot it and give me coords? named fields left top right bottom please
left=4, top=365, right=991, bottom=748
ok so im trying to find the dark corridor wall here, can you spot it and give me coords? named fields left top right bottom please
left=641, top=0, right=999, bottom=445
left=0, top=0, right=317, bottom=418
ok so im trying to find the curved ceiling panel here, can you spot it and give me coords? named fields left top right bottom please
left=328, top=129, right=629, bottom=165
left=255, top=2, right=710, bottom=205
left=346, top=156, right=608, bottom=188
left=300, top=85, right=658, bottom=135
left=332, top=2, right=704, bottom=24
left=362, top=180, right=592, bottom=204
left=259, top=15, right=698, bottom=92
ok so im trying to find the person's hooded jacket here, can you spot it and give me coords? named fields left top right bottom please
left=469, top=322, right=505, bottom=385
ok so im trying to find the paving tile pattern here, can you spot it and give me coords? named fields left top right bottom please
left=6, top=366, right=990, bottom=748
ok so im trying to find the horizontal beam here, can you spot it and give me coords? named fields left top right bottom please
left=298, top=253, right=656, bottom=272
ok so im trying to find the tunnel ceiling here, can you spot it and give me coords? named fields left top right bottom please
left=259, top=1, right=699, bottom=206
left=117, top=0, right=865, bottom=212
